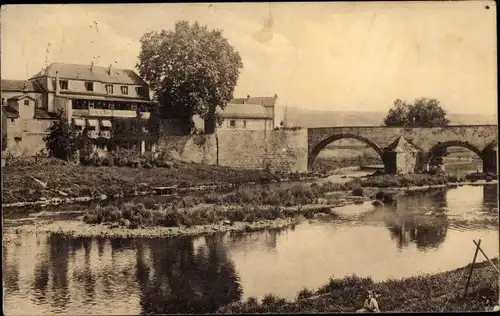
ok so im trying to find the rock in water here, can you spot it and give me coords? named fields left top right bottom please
left=30, top=176, right=48, bottom=189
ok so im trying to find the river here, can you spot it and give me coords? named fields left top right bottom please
left=3, top=184, right=499, bottom=315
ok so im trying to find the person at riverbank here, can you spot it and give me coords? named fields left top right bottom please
left=356, top=290, right=380, bottom=313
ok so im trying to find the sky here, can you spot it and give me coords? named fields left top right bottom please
left=1, top=2, right=497, bottom=115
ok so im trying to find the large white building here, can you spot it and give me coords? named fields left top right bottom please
left=1, top=62, right=158, bottom=156
left=29, top=62, right=157, bottom=136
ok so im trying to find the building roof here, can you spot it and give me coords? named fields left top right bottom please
left=8, top=95, right=37, bottom=101
left=385, top=136, right=422, bottom=153
left=30, top=62, right=148, bottom=85
left=219, top=103, right=272, bottom=119
left=34, top=108, right=59, bottom=120
left=231, top=94, right=278, bottom=107
left=1, top=106, right=20, bottom=119
left=1, top=80, right=41, bottom=92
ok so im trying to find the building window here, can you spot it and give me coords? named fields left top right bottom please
left=105, top=84, right=114, bottom=94
left=11, top=118, right=15, bottom=123
left=85, top=81, right=94, bottom=92
left=59, top=80, right=69, bottom=90
left=229, top=120, right=236, bottom=127
left=24, top=100, right=30, bottom=106
left=243, top=120, right=247, bottom=128
left=135, top=87, right=145, bottom=97
left=121, top=86, right=128, bottom=95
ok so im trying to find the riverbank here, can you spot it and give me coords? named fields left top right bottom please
left=2, top=158, right=319, bottom=206
left=218, top=258, right=500, bottom=313
left=3, top=157, right=496, bottom=208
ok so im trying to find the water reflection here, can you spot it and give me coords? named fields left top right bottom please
left=383, top=188, right=449, bottom=251
left=137, top=236, right=242, bottom=314
left=3, top=234, right=242, bottom=315
left=483, top=184, right=498, bottom=207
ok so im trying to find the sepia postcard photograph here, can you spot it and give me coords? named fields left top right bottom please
left=1, top=1, right=499, bottom=314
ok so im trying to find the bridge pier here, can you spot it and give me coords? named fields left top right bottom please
left=382, top=150, right=427, bottom=174
left=382, top=137, right=423, bottom=174
left=482, top=145, right=497, bottom=174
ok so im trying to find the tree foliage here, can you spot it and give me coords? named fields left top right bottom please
left=107, top=109, right=163, bottom=151
left=136, top=21, right=243, bottom=133
left=383, top=98, right=450, bottom=127
left=44, top=118, right=82, bottom=161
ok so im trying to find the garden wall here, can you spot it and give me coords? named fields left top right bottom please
left=156, top=134, right=217, bottom=165
left=155, top=129, right=309, bottom=173
left=217, top=129, right=308, bottom=173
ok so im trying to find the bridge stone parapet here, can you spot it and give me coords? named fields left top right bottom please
left=308, top=125, right=498, bottom=174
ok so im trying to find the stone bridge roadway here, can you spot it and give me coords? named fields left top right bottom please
left=307, top=125, right=498, bottom=174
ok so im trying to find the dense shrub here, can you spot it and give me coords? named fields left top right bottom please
left=375, top=191, right=394, bottom=204
left=297, top=287, right=314, bottom=300
left=465, top=172, right=497, bottom=182
left=351, top=185, right=364, bottom=196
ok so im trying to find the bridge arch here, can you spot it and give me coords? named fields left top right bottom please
left=426, top=140, right=488, bottom=172
left=308, top=133, right=384, bottom=170
left=428, top=140, right=483, bottom=159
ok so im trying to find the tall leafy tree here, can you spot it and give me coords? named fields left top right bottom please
left=383, top=98, right=450, bottom=127
left=137, top=21, right=243, bottom=134
left=44, top=118, right=82, bottom=161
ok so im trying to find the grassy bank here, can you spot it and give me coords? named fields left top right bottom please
left=218, top=258, right=499, bottom=313
left=1, top=157, right=298, bottom=205
left=3, top=155, right=496, bottom=207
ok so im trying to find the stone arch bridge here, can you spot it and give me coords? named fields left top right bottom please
left=307, top=125, right=498, bottom=174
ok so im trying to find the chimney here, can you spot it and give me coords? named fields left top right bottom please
left=55, top=71, right=60, bottom=95
left=274, top=93, right=278, bottom=99
left=90, top=62, right=94, bottom=72
left=108, top=64, right=112, bottom=75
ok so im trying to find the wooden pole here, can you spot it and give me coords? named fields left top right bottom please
left=473, top=240, right=500, bottom=274
left=464, top=239, right=481, bottom=298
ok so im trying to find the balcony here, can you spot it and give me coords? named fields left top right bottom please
left=99, top=130, right=111, bottom=139
left=87, top=130, right=99, bottom=139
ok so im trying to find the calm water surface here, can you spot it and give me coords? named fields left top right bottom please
left=3, top=184, right=498, bottom=315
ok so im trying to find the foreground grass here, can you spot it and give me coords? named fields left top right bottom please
left=218, top=258, right=499, bottom=313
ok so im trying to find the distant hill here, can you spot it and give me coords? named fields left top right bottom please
left=275, top=106, right=497, bottom=128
